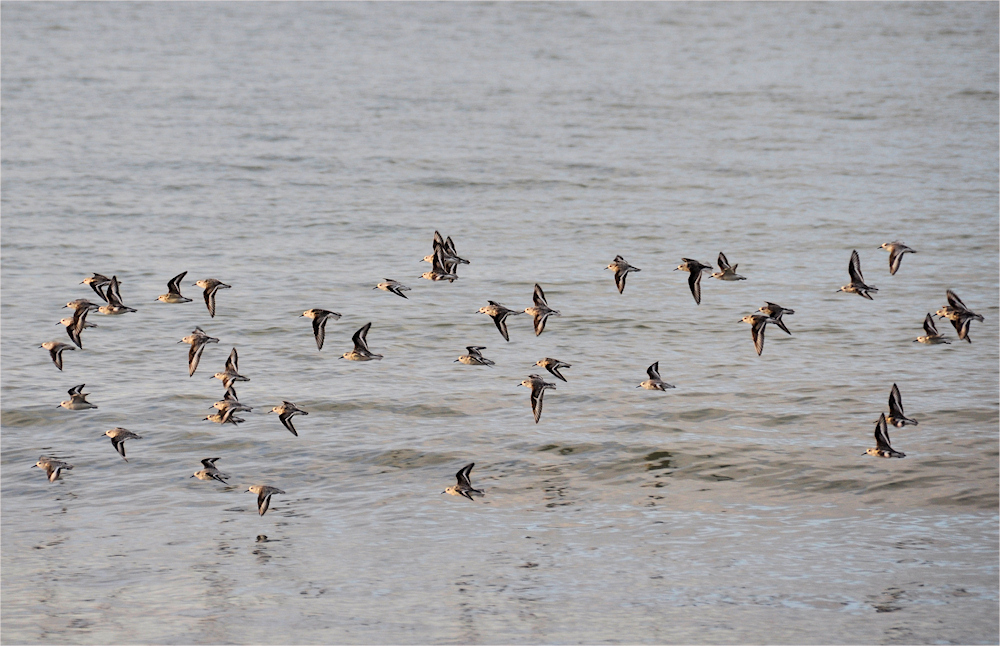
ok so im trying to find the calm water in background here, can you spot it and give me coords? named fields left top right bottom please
left=2, top=3, right=998, bottom=643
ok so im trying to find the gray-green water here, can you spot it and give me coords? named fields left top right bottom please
left=2, top=3, right=998, bottom=643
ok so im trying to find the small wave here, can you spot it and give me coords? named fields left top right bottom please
left=1, top=409, right=55, bottom=428
left=345, top=448, right=461, bottom=470
left=950, top=88, right=999, bottom=98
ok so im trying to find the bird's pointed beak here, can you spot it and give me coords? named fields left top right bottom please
left=56, top=405, right=62, bottom=408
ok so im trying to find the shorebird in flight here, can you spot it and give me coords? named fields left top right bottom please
left=638, top=361, right=675, bottom=390
left=865, top=413, right=905, bottom=458
left=519, top=374, right=556, bottom=423
left=156, top=271, right=192, bottom=304
left=837, top=250, right=878, bottom=300
left=675, top=258, right=712, bottom=304
left=606, top=255, right=640, bottom=293
left=301, top=309, right=341, bottom=351
left=248, top=484, right=285, bottom=516
left=525, top=284, right=559, bottom=336
left=878, top=241, right=916, bottom=276
left=193, top=278, right=231, bottom=318
left=59, top=384, right=97, bottom=410
left=711, top=252, right=746, bottom=281
left=341, top=322, right=382, bottom=361
left=442, top=463, right=484, bottom=501
left=269, top=401, right=308, bottom=436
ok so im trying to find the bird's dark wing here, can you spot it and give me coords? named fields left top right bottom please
left=955, top=316, right=972, bottom=342
left=888, top=248, right=903, bottom=275
left=532, top=311, right=549, bottom=336
left=112, top=436, right=127, bottom=461
left=353, top=323, right=372, bottom=353
left=751, top=318, right=766, bottom=356
left=530, top=386, right=544, bottom=423
left=203, top=288, right=216, bottom=318
left=889, top=384, right=904, bottom=418
left=493, top=313, right=511, bottom=342
left=614, top=267, right=627, bottom=293
left=533, top=284, right=547, bottom=308
left=688, top=270, right=702, bottom=304
left=874, top=414, right=892, bottom=451
left=168, top=271, right=187, bottom=295
left=50, top=347, right=64, bottom=371
left=89, top=279, right=109, bottom=302
left=922, top=313, right=937, bottom=336
left=456, top=463, right=474, bottom=487
left=312, top=316, right=327, bottom=350
left=189, top=342, right=207, bottom=377
left=278, top=412, right=298, bottom=436
left=848, top=250, right=864, bottom=284
left=946, top=290, right=967, bottom=311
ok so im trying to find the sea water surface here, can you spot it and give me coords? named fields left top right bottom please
left=2, top=3, right=998, bottom=644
